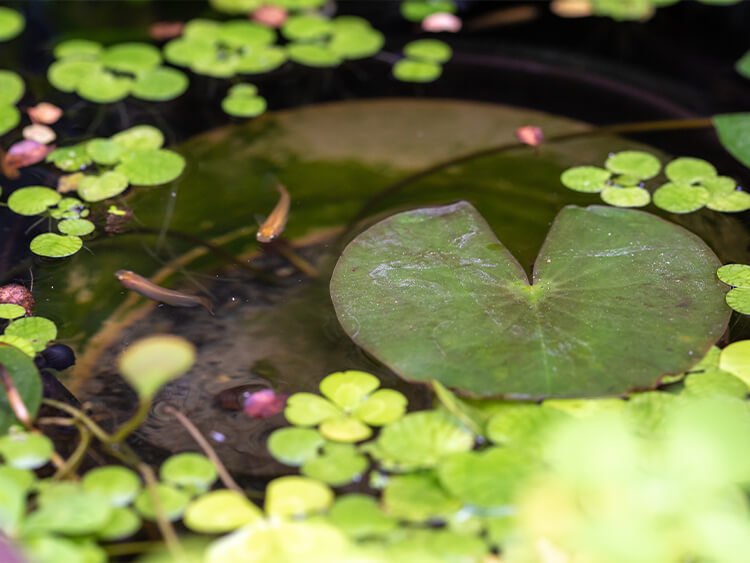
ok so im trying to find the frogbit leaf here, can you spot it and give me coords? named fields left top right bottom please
left=330, top=202, right=729, bottom=398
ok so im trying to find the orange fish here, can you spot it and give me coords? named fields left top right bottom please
left=256, top=184, right=290, bottom=243
left=115, top=270, right=212, bottom=313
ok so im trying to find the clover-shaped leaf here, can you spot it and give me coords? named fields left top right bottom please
left=184, top=490, right=263, bottom=533
left=284, top=371, right=407, bottom=442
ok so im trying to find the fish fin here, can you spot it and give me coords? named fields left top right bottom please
left=254, top=213, right=266, bottom=227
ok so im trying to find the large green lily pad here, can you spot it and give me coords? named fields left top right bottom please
left=330, top=202, right=729, bottom=398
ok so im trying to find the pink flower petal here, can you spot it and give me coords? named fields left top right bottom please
left=6, top=140, right=54, bottom=168
left=422, top=12, right=462, bottom=33
left=149, top=21, right=185, bottom=41
left=515, top=125, right=544, bottom=147
left=27, top=103, right=63, bottom=125
left=243, top=389, right=288, bottom=418
left=251, top=5, right=288, bottom=28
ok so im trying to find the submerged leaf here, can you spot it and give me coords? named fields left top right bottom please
left=330, top=202, right=728, bottom=398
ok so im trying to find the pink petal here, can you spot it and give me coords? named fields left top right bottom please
left=515, top=125, right=544, bottom=147
left=149, top=21, right=185, bottom=41
left=27, top=103, right=63, bottom=125
left=7, top=140, right=54, bottom=167
left=243, top=389, right=288, bottom=418
left=422, top=12, right=462, bottom=33
left=251, top=5, right=288, bottom=28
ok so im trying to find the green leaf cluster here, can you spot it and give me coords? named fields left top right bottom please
left=393, top=39, right=452, bottom=83
left=400, top=0, right=457, bottom=22
left=48, top=39, right=187, bottom=103
left=222, top=83, right=267, bottom=118
left=0, top=316, right=58, bottom=358
left=561, top=150, right=750, bottom=213
left=0, top=69, right=24, bottom=135
left=718, top=264, right=750, bottom=315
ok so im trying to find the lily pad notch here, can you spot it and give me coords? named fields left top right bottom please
left=330, top=202, right=729, bottom=399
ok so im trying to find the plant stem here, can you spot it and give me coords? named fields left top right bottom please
left=346, top=116, right=714, bottom=230
left=110, top=398, right=151, bottom=444
left=52, top=421, right=90, bottom=480
left=163, top=405, right=243, bottom=494
left=138, top=462, right=186, bottom=563
left=42, top=398, right=112, bottom=443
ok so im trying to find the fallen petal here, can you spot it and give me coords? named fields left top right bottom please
left=6, top=139, right=54, bottom=167
left=422, top=12, right=462, bottom=33
left=243, top=389, right=288, bottom=418
left=251, top=5, right=288, bottom=28
left=27, top=102, right=63, bottom=125
left=148, top=21, right=185, bottom=41
left=515, top=125, right=544, bottom=147
left=23, top=123, right=56, bottom=145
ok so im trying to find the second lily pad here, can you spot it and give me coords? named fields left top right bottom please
left=330, top=202, right=728, bottom=398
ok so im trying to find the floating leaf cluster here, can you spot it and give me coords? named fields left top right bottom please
left=561, top=150, right=750, bottom=213
left=0, top=315, right=57, bottom=358
left=0, top=69, right=24, bottom=135
left=718, top=263, right=750, bottom=315
left=393, top=39, right=452, bottom=83
left=400, top=0, right=457, bottom=22
left=48, top=39, right=188, bottom=103
left=221, top=83, right=267, bottom=117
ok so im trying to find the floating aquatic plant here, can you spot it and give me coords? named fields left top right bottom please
left=393, top=39, right=452, bottom=83
left=718, top=263, right=750, bottom=315
left=222, top=83, right=267, bottom=118
left=118, top=334, right=195, bottom=400
left=0, top=7, right=24, bottom=42
left=0, top=70, right=23, bottom=135
left=331, top=202, right=728, bottom=398
left=400, top=0, right=457, bottom=22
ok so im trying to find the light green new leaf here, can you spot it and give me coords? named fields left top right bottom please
left=30, top=234, right=83, bottom=258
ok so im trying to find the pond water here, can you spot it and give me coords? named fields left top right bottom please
left=16, top=97, right=748, bottom=477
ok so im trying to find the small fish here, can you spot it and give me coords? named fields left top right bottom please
left=256, top=184, right=290, bottom=243
left=114, top=270, right=213, bottom=313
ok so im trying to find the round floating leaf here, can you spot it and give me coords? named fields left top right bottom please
left=713, top=113, right=750, bottom=169
left=131, top=67, right=188, bottom=101
left=82, top=466, right=141, bottom=507
left=183, top=18, right=221, bottom=41
left=329, top=27, right=384, bottom=60
left=54, top=39, right=102, bottom=60
left=404, top=39, right=452, bottom=63
left=47, top=143, right=91, bottom=171
left=78, top=171, right=129, bottom=202
left=718, top=264, right=750, bottom=288
left=134, top=484, right=190, bottom=521
left=282, top=15, right=333, bottom=41
left=0, top=70, right=23, bottom=106
left=0, top=345, right=42, bottom=434
left=560, top=165, right=611, bottom=193
left=719, top=340, right=750, bottom=387
left=382, top=471, right=460, bottom=522
left=218, top=20, right=275, bottom=47
left=486, top=404, right=569, bottom=453
left=300, top=442, right=368, bottom=486
left=47, top=59, right=101, bottom=93
left=319, top=370, right=379, bottom=410
left=236, top=46, right=287, bottom=73
left=331, top=15, right=372, bottom=31
left=76, top=70, right=131, bottom=103
left=683, top=369, right=748, bottom=399
left=736, top=50, right=750, bottom=80
left=206, top=520, right=350, bottom=563
left=115, top=149, right=186, bottom=186
left=393, top=59, right=442, bottom=83
left=702, top=175, right=736, bottom=196
left=0, top=432, right=53, bottom=469
left=355, top=389, right=408, bottom=425
left=160, top=452, right=218, bottom=494
left=401, top=0, right=457, bottom=22
left=191, top=52, right=239, bottom=78
left=726, top=288, right=750, bottom=315
left=268, top=427, right=325, bottom=465
left=665, top=157, right=717, bottom=184
left=97, top=506, right=141, bottom=541
left=612, top=173, right=641, bottom=186
left=87, top=138, right=124, bottom=165
left=222, top=95, right=267, bottom=117
left=319, top=416, right=372, bottom=442
left=287, top=43, right=341, bottom=67
left=327, top=494, right=397, bottom=540
left=0, top=335, right=35, bottom=357
left=164, top=38, right=216, bottom=67
left=330, top=202, right=729, bottom=398
left=265, top=475, right=333, bottom=518
left=21, top=536, right=91, bottom=563
left=599, top=185, right=650, bottom=207
left=0, top=104, right=20, bottom=135
left=604, top=150, right=661, bottom=179
left=7, top=187, right=61, bottom=216
left=0, top=304, right=25, bottom=319
left=184, top=490, right=262, bottom=533
left=706, top=189, right=750, bottom=212
left=0, top=7, right=24, bottom=41
left=58, top=218, right=95, bottom=236
left=111, top=125, right=164, bottom=151
left=363, top=410, right=474, bottom=471
left=50, top=197, right=87, bottom=219
left=652, top=182, right=709, bottom=213
left=284, top=392, right=342, bottom=426
left=23, top=491, right=112, bottom=535
left=5, top=316, right=57, bottom=352
left=228, top=84, right=258, bottom=97
left=118, top=335, right=196, bottom=399
left=101, top=42, right=162, bottom=74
